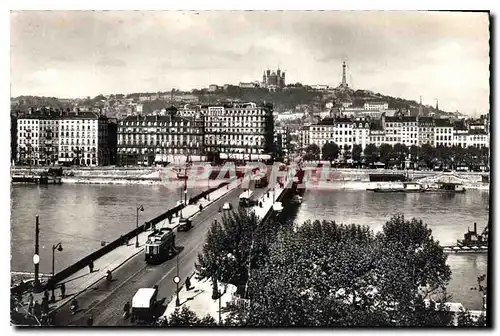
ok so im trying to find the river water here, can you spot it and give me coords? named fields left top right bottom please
left=11, top=184, right=488, bottom=310
left=10, top=184, right=204, bottom=276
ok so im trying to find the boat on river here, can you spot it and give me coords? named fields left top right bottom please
left=368, top=182, right=424, bottom=193
left=422, top=182, right=466, bottom=193
left=443, top=223, right=488, bottom=254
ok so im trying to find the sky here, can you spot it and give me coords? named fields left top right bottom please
left=10, top=11, right=490, bottom=115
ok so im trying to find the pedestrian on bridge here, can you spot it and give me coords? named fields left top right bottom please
left=60, top=283, right=66, bottom=299
left=86, top=315, right=94, bottom=326
left=28, top=293, right=34, bottom=314
left=185, top=275, right=192, bottom=291
left=33, top=301, right=41, bottom=320
left=88, top=260, right=94, bottom=273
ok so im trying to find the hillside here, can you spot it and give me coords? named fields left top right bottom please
left=11, top=86, right=450, bottom=117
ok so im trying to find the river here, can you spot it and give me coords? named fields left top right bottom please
left=10, top=184, right=488, bottom=310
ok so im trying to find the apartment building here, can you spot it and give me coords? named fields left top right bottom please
left=418, top=117, right=434, bottom=146
left=308, top=117, right=354, bottom=153
left=364, top=101, right=389, bottom=111
left=352, top=116, right=371, bottom=150
left=274, top=126, right=290, bottom=155
left=400, top=116, right=419, bottom=147
left=369, top=124, right=386, bottom=147
left=117, top=112, right=204, bottom=166
left=58, top=111, right=110, bottom=166
left=382, top=116, right=402, bottom=146
left=466, top=129, right=488, bottom=148
left=201, top=102, right=274, bottom=160
left=16, top=108, right=110, bottom=166
left=17, top=109, right=59, bottom=165
left=434, top=118, right=454, bottom=147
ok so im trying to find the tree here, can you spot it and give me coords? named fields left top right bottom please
left=421, top=144, right=435, bottom=168
left=352, top=144, right=363, bottom=163
left=378, top=144, right=393, bottom=166
left=363, top=143, right=378, bottom=165
left=393, top=143, right=408, bottom=164
left=409, top=145, right=420, bottom=163
left=235, top=215, right=453, bottom=327
left=304, top=144, right=320, bottom=161
left=321, top=142, right=340, bottom=163
left=195, top=209, right=260, bottom=297
left=168, top=306, right=201, bottom=326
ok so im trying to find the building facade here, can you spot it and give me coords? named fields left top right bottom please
left=382, top=116, right=402, bottom=146
left=58, top=111, right=110, bottom=166
left=274, top=126, right=290, bottom=156
left=364, top=101, right=389, bottom=111
left=117, top=113, right=204, bottom=166
left=418, top=117, right=435, bottom=146
left=308, top=117, right=354, bottom=154
left=434, top=118, right=454, bottom=147
left=202, top=102, right=274, bottom=160
left=262, top=69, right=286, bottom=89
left=16, top=108, right=111, bottom=166
left=352, top=116, right=371, bottom=150
left=400, top=116, right=419, bottom=147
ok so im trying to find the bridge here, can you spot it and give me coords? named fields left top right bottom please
left=13, top=172, right=294, bottom=326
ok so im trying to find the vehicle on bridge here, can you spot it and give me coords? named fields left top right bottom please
left=144, top=228, right=176, bottom=264
left=131, top=287, right=158, bottom=324
left=239, top=190, right=256, bottom=207
left=222, top=202, right=232, bottom=210
left=178, top=217, right=192, bottom=231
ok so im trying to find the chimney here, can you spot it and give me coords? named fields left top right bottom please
left=474, top=222, right=477, bottom=234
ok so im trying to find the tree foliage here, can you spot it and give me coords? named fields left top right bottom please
left=321, top=142, right=340, bottom=163
left=363, top=143, right=378, bottom=164
left=233, top=215, right=454, bottom=327
left=352, top=144, right=363, bottom=163
left=167, top=306, right=218, bottom=326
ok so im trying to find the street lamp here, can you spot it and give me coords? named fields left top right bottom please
left=173, top=275, right=180, bottom=307
left=136, top=205, right=144, bottom=248
left=50, top=242, right=63, bottom=303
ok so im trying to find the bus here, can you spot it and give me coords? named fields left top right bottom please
left=144, top=228, right=176, bottom=264
left=239, top=190, right=255, bottom=207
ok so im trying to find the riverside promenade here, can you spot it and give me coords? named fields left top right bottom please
left=19, top=177, right=245, bottom=319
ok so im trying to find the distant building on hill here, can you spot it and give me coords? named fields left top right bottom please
left=262, top=68, right=286, bottom=89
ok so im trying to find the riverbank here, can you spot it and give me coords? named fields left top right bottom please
left=11, top=165, right=489, bottom=188
left=304, top=181, right=490, bottom=191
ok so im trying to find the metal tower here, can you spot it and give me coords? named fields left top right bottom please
left=341, top=61, right=347, bottom=88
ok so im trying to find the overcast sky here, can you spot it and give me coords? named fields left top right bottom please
left=11, top=11, right=489, bottom=115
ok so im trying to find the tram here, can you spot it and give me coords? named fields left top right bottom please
left=144, top=228, right=176, bottom=264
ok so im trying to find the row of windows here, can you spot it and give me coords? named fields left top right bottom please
left=311, top=124, right=352, bottom=131
left=122, top=121, right=193, bottom=127
left=19, top=119, right=99, bottom=124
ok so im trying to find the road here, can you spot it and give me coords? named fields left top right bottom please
left=53, top=182, right=267, bottom=326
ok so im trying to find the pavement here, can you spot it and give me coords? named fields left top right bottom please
left=18, top=177, right=243, bottom=322
left=49, top=178, right=269, bottom=326
left=159, top=274, right=238, bottom=325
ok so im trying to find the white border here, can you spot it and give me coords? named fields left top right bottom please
left=2, top=2, right=498, bottom=336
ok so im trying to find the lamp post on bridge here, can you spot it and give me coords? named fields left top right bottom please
left=136, top=205, right=144, bottom=248
left=50, top=242, right=63, bottom=303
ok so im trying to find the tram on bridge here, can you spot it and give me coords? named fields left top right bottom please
left=144, top=228, right=176, bottom=264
